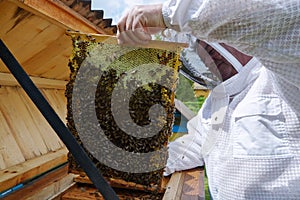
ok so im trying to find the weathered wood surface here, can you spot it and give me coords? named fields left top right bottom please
left=0, top=86, right=67, bottom=170
left=0, top=0, right=72, bottom=80
left=66, top=30, right=188, bottom=51
left=71, top=170, right=169, bottom=193
left=8, top=0, right=107, bottom=34
left=0, top=148, right=68, bottom=193
left=0, top=72, right=67, bottom=89
left=163, top=168, right=205, bottom=200
left=61, top=168, right=204, bottom=200
left=3, top=163, right=74, bottom=200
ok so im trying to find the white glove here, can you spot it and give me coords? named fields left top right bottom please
left=117, top=4, right=166, bottom=46
left=164, top=116, right=205, bottom=176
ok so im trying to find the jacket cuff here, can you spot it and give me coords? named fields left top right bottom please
left=162, top=3, right=180, bottom=31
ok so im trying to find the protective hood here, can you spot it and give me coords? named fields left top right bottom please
left=208, top=42, right=243, bottom=73
left=179, top=38, right=244, bottom=89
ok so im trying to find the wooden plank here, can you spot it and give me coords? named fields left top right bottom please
left=0, top=153, right=6, bottom=170
left=40, top=89, right=67, bottom=147
left=6, top=87, right=49, bottom=155
left=0, top=1, right=32, bottom=73
left=0, top=87, right=42, bottom=159
left=163, top=168, right=205, bottom=200
left=8, top=0, right=108, bottom=34
left=0, top=108, right=25, bottom=170
left=11, top=23, right=65, bottom=65
left=73, top=174, right=167, bottom=193
left=22, top=33, right=71, bottom=79
left=66, top=31, right=188, bottom=51
left=61, top=184, right=165, bottom=200
left=16, top=87, right=65, bottom=151
left=48, top=175, right=77, bottom=200
left=0, top=72, right=67, bottom=89
left=0, top=148, right=68, bottom=193
left=0, top=1, right=27, bottom=38
left=181, top=168, right=205, bottom=200
left=41, top=89, right=67, bottom=123
left=37, top=45, right=71, bottom=80
left=3, top=164, right=74, bottom=200
left=163, top=172, right=185, bottom=200
left=1, top=13, right=50, bottom=56
left=62, top=185, right=104, bottom=200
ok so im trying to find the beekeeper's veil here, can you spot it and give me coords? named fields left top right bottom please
left=180, top=36, right=244, bottom=89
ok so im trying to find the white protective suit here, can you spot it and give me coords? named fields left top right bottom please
left=162, top=1, right=300, bottom=199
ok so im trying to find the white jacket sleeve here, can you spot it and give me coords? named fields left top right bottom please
left=162, top=0, right=300, bottom=112
left=164, top=114, right=204, bottom=176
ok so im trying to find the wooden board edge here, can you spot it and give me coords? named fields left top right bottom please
left=7, top=0, right=107, bottom=34
left=163, top=171, right=185, bottom=200
left=0, top=148, right=68, bottom=193
left=71, top=171, right=167, bottom=193
left=66, top=30, right=188, bottom=51
left=0, top=72, right=67, bottom=89
left=2, top=164, right=71, bottom=200
left=163, top=168, right=205, bottom=200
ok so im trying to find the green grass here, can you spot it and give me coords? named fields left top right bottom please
left=204, top=171, right=210, bottom=199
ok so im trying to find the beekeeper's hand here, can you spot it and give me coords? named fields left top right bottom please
left=117, top=4, right=166, bottom=46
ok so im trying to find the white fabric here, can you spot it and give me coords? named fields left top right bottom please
left=165, top=57, right=300, bottom=199
left=162, top=0, right=300, bottom=113
left=208, top=42, right=244, bottom=72
left=164, top=113, right=205, bottom=176
left=162, top=2, right=300, bottom=199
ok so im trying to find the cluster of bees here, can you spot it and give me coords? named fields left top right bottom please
left=66, top=34, right=180, bottom=193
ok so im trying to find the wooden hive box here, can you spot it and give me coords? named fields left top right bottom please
left=0, top=0, right=115, bottom=199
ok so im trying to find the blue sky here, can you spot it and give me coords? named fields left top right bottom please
left=91, top=0, right=165, bottom=25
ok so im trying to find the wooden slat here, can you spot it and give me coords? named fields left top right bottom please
left=62, top=185, right=104, bottom=200
left=73, top=174, right=167, bottom=193
left=0, top=148, right=68, bottom=193
left=8, top=0, right=108, bottom=34
left=61, top=184, right=164, bottom=200
left=40, top=89, right=67, bottom=147
left=37, top=45, right=71, bottom=80
left=0, top=108, right=25, bottom=170
left=31, top=174, right=76, bottom=200
left=0, top=87, right=43, bottom=159
left=0, top=1, right=29, bottom=38
left=66, top=31, right=188, bottom=51
left=163, top=172, right=185, bottom=200
left=41, top=89, right=67, bottom=124
left=163, top=168, right=205, bottom=200
left=0, top=72, right=67, bottom=89
left=22, top=33, right=71, bottom=79
left=6, top=87, right=49, bottom=154
left=1, top=12, right=50, bottom=55
left=16, top=87, right=65, bottom=151
left=11, top=23, right=65, bottom=65
left=46, top=175, right=77, bottom=200
left=0, top=154, right=5, bottom=170
left=3, top=164, right=74, bottom=200
left=181, top=168, right=205, bottom=200
left=0, top=4, right=52, bottom=74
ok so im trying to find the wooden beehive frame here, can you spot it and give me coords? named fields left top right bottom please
left=65, top=31, right=186, bottom=191
left=66, top=30, right=188, bottom=50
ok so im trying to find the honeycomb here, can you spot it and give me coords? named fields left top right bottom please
left=66, top=32, right=181, bottom=193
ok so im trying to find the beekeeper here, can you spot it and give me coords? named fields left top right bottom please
left=117, top=1, right=300, bottom=199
